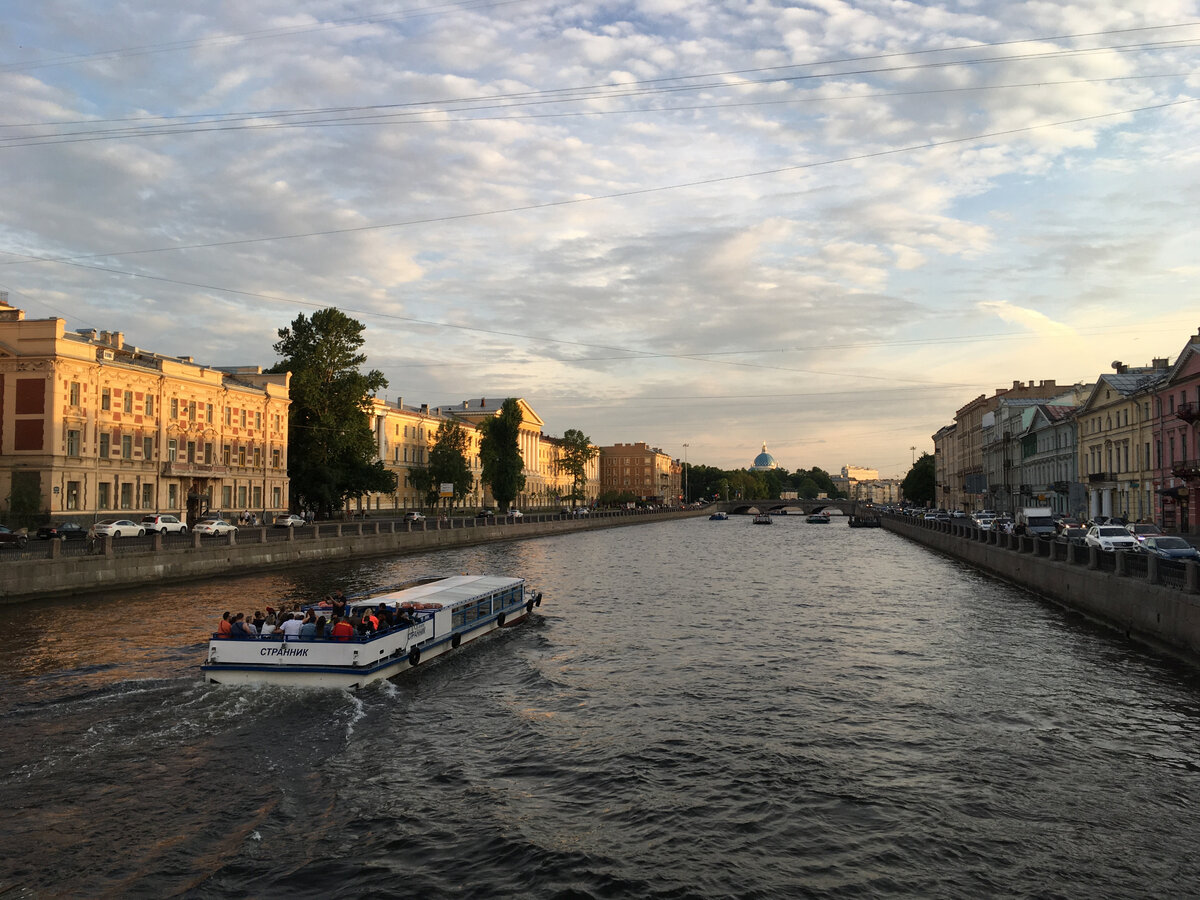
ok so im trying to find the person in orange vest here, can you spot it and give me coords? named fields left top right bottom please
left=217, top=611, right=232, bottom=638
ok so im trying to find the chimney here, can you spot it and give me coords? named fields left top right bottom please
left=1112, top=361, right=1126, bottom=374
left=463, top=401, right=469, bottom=409
left=420, top=404, right=428, bottom=414
left=1153, top=358, right=1168, bottom=369
left=480, top=398, right=486, bottom=408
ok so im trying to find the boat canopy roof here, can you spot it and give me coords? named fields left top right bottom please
left=349, top=575, right=524, bottom=611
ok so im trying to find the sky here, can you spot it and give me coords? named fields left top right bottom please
left=2, top=1, right=1199, bottom=478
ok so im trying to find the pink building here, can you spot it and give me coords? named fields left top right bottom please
left=1151, top=331, right=1200, bottom=532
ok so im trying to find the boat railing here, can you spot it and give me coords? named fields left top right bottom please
left=210, top=613, right=434, bottom=644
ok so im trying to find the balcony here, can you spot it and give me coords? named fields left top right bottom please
left=161, top=461, right=229, bottom=478
left=1087, top=472, right=1112, bottom=484
left=1177, top=402, right=1200, bottom=424
left=1052, top=481, right=1070, bottom=493
left=1171, top=458, right=1200, bottom=480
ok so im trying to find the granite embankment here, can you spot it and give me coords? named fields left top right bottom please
left=0, top=508, right=707, bottom=604
left=884, top=514, right=1200, bottom=662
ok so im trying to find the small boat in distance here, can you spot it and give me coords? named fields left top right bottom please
left=847, top=514, right=882, bottom=528
left=753, top=513, right=773, bottom=524
left=202, top=574, right=541, bottom=690
left=709, top=511, right=729, bottom=520
left=806, top=512, right=831, bottom=523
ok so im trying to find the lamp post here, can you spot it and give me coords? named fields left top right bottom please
left=682, top=443, right=689, bottom=506
left=910, top=445, right=916, bottom=466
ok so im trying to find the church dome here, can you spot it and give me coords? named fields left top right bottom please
left=751, top=442, right=779, bottom=470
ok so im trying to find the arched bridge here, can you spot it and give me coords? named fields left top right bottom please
left=714, top=498, right=861, bottom=516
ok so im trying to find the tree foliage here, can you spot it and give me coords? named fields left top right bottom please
left=558, top=428, right=598, bottom=507
left=479, top=399, right=525, bottom=511
left=902, top=452, right=936, bottom=505
left=428, top=420, right=474, bottom=511
left=268, top=308, right=396, bottom=516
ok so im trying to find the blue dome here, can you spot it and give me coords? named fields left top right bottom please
left=751, top=442, right=779, bottom=470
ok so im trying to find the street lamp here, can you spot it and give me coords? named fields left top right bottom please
left=682, top=443, right=689, bottom=506
left=910, top=445, right=916, bottom=466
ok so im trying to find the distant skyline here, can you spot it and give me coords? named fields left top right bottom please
left=2, top=2, right=1198, bottom=477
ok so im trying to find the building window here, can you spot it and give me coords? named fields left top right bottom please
left=143, top=437, right=153, bottom=459
left=171, top=398, right=178, bottom=418
left=66, top=481, right=80, bottom=510
left=168, top=484, right=178, bottom=509
left=67, top=429, right=81, bottom=457
left=223, top=445, right=231, bottom=466
left=206, top=403, right=214, bottom=423
left=98, top=483, right=111, bottom=509
left=69, top=382, right=81, bottom=406
left=146, top=395, right=154, bottom=416
left=120, top=483, right=133, bottom=509
left=99, top=433, right=111, bottom=457
left=225, top=407, right=232, bottom=426
left=253, top=447, right=261, bottom=467
left=240, top=409, right=247, bottom=428
left=123, top=391, right=133, bottom=413
left=204, top=443, right=213, bottom=465
left=272, top=449, right=281, bottom=468
left=187, top=441, right=196, bottom=463
left=272, top=486, right=281, bottom=507
left=167, top=439, right=177, bottom=462
left=142, top=484, right=153, bottom=509
left=255, top=411, right=262, bottom=430
left=188, top=400, right=196, bottom=420
left=238, top=447, right=247, bottom=466
left=252, top=486, right=262, bottom=508
left=222, top=485, right=233, bottom=507
left=101, top=388, right=111, bottom=411
left=237, top=485, right=247, bottom=507
left=121, top=434, right=132, bottom=459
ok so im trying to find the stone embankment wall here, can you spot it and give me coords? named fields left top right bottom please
left=1, top=508, right=706, bottom=604
left=883, top=514, right=1200, bottom=661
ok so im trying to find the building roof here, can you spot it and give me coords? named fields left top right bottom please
left=750, top=442, right=780, bottom=470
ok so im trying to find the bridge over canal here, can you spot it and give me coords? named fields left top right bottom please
left=712, top=498, right=863, bottom=516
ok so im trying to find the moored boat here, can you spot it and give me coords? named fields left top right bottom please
left=709, top=511, right=729, bottom=520
left=752, top=513, right=773, bottom=524
left=847, top=514, right=881, bottom=528
left=202, top=574, right=541, bottom=689
left=805, top=513, right=831, bottom=523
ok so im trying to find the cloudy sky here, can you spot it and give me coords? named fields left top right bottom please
left=2, top=1, right=1199, bottom=476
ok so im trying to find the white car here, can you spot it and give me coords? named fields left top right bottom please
left=90, top=519, right=146, bottom=538
left=1085, top=525, right=1137, bottom=552
left=194, top=518, right=238, bottom=536
left=274, top=514, right=305, bottom=528
left=403, top=511, right=425, bottom=522
left=506, top=509, right=524, bottom=518
left=142, top=514, right=188, bottom=534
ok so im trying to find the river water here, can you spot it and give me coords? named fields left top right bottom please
left=2, top=515, right=1200, bottom=898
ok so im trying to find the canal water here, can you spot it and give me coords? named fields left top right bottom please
left=2, top=515, right=1200, bottom=898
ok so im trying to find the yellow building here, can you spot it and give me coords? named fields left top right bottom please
left=0, top=299, right=290, bottom=525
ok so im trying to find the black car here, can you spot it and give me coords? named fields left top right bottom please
left=37, top=522, right=89, bottom=541
left=476, top=509, right=495, bottom=518
left=0, top=525, right=29, bottom=549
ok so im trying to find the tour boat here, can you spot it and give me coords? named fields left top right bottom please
left=753, top=513, right=773, bottom=524
left=709, top=511, right=729, bottom=520
left=806, top=513, right=831, bottom=524
left=202, top=574, right=541, bottom=689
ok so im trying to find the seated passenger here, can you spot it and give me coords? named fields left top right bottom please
left=395, top=606, right=414, bottom=628
left=279, top=613, right=304, bottom=640
left=217, top=611, right=232, bottom=638
left=229, top=613, right=255, bottom=638
left=330, top=615, right=354, bottom=641
left=260, top=614, right=278, bottom=636
left=314, top=615, right=327, bottom=639
left=299, top=617, right=317, bottom=639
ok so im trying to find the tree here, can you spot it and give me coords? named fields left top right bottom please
left=558, top=428, right=598, bottom=508
left=428, top=420, right=474, bottom=513
left=268, top=308, right=396, bottom=516
left=902, top=452, right=936, bottom=506
left=479, top=398, right=526, bottom=511
left=407, top=466, right=439, bottom=509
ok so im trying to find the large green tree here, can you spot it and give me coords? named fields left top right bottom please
left=428, top=420, right=474, bottom=512
left=479, top=398, right=526, bottom=511
left=268, top=308, right=396, bottom=517
left=558, top=428, right=598, bottom=508
left=902, top=452, right=936, bottom=506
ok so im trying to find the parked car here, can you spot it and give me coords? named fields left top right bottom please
left=1060, top=527, right=1089, bottom=547
left=194, top=518, right=238, bottom=536
left=1126, top=523, right=1164, bottom=543
left=476, top=509, right=495, bottom=519
left=36, top=522, right=88, bottom=541
left=90, top=519, right=146, bottom=538
left=274, top=514, right=305, bottom=528
left=403, top=511, right=425, bottom=522
left=1136, top=536, right=1200, bottom=562
left=1085, top=525, right=1137, bottom=553
left=505, top=509, right=524, bottom=518
left=142, top=514, right=188, bottom=534
left=0, top=525, right=29, bottom=548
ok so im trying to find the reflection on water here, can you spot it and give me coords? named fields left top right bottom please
left=2, top=517, right=1200, bottom=898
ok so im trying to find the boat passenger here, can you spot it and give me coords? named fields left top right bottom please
left=229, top=613, right=255, bottom=639
left=330, top=615, right=354, bottom=641
left=314, top=615, right=327, bottom=639
left=299, top=617, right=317, bottom=639
left=329, top=592, right=347, bottom=618
left=364, top=610, right=379, bottom=633
left=260, top=615, right=278, bottom=636
left=279, top=613, right=304, bottom=641
left=395, top=606, right=414, bottom=628
left=252, top=610, right=266, bottom=633
left=217, top=612, right=232, bottom=639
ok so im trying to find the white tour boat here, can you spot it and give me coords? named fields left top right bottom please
left=202, top=574, right=542, bottom=689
